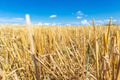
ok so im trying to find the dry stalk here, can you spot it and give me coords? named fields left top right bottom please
left=26, top=14, right=40, bottom=80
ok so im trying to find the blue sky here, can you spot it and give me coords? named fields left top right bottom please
left=0, top=0, right=120, bottom=25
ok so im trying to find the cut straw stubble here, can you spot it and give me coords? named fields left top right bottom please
left=26, top=14, right=40, bottom=80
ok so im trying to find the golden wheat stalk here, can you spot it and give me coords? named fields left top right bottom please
left=26, top=14, right=39, bottom=80
left=92, top=18, right=95, bottom=34
left=107, top=17, right=112, bottom=39
left=92, top=18, right=99, bottom=80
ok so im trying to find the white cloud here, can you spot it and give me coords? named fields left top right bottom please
left=77, top=16, right=82, bottom=19
left=36, top=22, right=62, bottom=26
left=113, top=19, right=117, bottom=22
left=89, top=19, right=108, bottom=25
left=51, top=23, right=57, bottom=26
left=49, top=15, right=57, bottom=18
left=37, top=22, right=43, bottom=26
left=104, top=19, right=119, bottom=23
left=66, top=24, right=72, bottom=26
left=44, top=23, right=51, bottom=26
left=104, top=19, right=109, bottom=22
left=89, top=19, right=120, bottom=25
left=76, top=10, right=85, bottom=19
left=0, top=17, right=25, bottom=24
left=12, top=18, right=24, bottom=21
left=95, top=20, right=104, bottom=25
left=77, top=11, right=84, bottom=16
left=81, top=20, right=90, bottom=26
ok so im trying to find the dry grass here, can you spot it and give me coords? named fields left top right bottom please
left=0, top=25, right=120, bottom=80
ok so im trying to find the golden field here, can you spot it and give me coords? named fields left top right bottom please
left=0, top=25, right=120, bottom=80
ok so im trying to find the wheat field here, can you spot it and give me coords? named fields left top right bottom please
left=0, top=24, right=120, bottom=80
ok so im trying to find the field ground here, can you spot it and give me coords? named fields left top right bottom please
left=0, top=25, right=120, bottom=80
